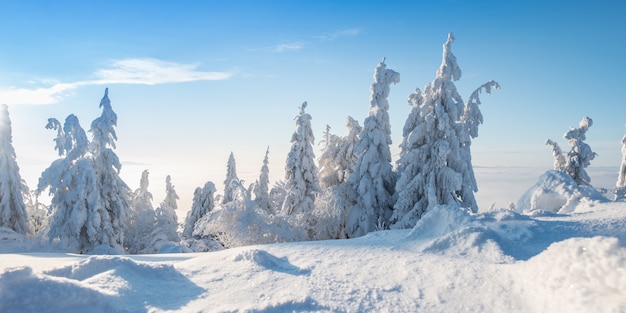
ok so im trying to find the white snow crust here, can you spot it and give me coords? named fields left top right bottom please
left=1, top=201, right=625, bottom=312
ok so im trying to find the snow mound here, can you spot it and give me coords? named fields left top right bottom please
left=517, top=170, right=607, bottom=214
left=233, top=249, right=310, bottom=275
left=521, top=236, right=626, bottom=312
left=408, top=205, right=537, bottom=262
left=156, top=242, right=192, bottom=254
left=408, top=205, right=473, bottom=240
left=0, top=256, right=205, bottom=312
left=0, top=227, right=27, bottom=252
left=0, top=267, right=114, bottom=313
left=46, top=255, right=179, bottom=280
left=184, top=237, right=225, bottom=252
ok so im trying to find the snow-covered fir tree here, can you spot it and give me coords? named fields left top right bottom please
left=89, top=88, right=131, bottom=252
left=131, top=170, right=154, bottom=214
left=545, top=139, right=566, bottom=172
left=24, top=189, right=48, bottom=236
left=125, top=170, right=157, bottom=254
left=314, top=117, right=363, bottom=240
left=0, top=104, right=30, bottom=235
left=615, top=131, right=626, bottom=200
left=456, top=80, right=499, bottom=210
left=183, top=181, right=216, bottom=238
left=338, top=117, right=362, bottom=182
left=269, top=180, right=287, bottom=213
left=319, top=117, right=362, bottom=189
left=345, top=59, right=399, bottom=238
left=154, top=175, right=180, bottom=245
left=546, top=116, right=597, bottom=186
left=222, top=152, right=239, bottom=204
left=318, top=125, right=341, bottom=189
left=281, top=102, right=321, bottom=214
left=391, top=33, right=499, bottom=229
left=39, top=115, right=117, bottom=253
left=281, top=102, right=321, bottom=239
left=254, top=147, right=271, bottom=213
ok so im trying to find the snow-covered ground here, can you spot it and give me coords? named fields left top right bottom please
left=1, top=200, right=625, bottom=312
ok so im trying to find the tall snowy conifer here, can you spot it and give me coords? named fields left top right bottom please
left=319, top=117, right=362, bottom=189
left=546, top=116, right=597, bottom=186
left=318, top=125, right=341, bottom=189
left=40, top=115, right=115, bottom=253
left=183, top=181, right=216, bottom=238
left=125, top=170, right=157, bottom=253
left=132, top=170, right=154, bottom=213
left=391, top=33, right=499, bottom=229
left=89, top=88, right=131, bottom=251
left=155, top=175, right=180, bottom=243
left=281, top=102, right=321, bottom=216
left=346, top=59, right=399, bottom=238
left=254, top=148, right=271, bottom=212
left=223, top=152, right=239, bottom=204
left=314, top=116, right=363, bottom=239
left=615, top=130, right=626, bottom=200
left=338, top=117, right=362, bottom=184
left=0, top=104, right=30, bottom=235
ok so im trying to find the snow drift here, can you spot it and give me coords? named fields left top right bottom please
left=0, top=256, right=203, bottom=313
left=516, top=170, right=607, bottom=214
left=1, top=202, right=625, bottom=312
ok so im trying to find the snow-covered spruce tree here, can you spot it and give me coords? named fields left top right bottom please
left=154, top=175, right=180, bottom=245
left=125, top=170, right=157, bottom=254
left=89, top=88, right=131, bottom=252
left=546, top=116, right=597, bottom=186
left=321, top=117, right=362, bottom=189
left=222, top=152, right=240, bottom=204
left=338, top=117, right=362, bottom=182
left=282, top=102, right=321, bottom=215
left=0, top=104, right=30, bottom=235
left=254, top=147, right=271, bottom=213
left=39, top=115, right=116, bottom=253
left=269, top=180, right=287, bottom=213
left=314, top=117, right=362, bottom=240
left=318, top=125, right=341, bottom=189
left=545, top=139, right=566, bottom=172
left=615, top=131, right=626, bottom=200
left=318, top=120, right=360, bottom=187
left=281, top=102, right=321, bottom=238
left=183, top=181, right=216, bottom=238
left=391, top=33, right=499, bottom=229
left=24, top=189, right=48, bottom=236
left=345, top=59, right=399, bottom=238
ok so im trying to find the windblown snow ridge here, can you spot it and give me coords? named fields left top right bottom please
left=407, top=204, right=626, bottom=261
left=0, top=256, right=204, bottom=313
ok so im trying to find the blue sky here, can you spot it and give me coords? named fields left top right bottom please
left=1, top=0, right=625, bottom=211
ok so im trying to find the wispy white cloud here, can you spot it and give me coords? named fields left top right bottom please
left=255, top=28, right=361, bottom=54
left=273, top=42, right=305, bottom=53
left=0, top=58, right=234, bottom=105
left=94, top=58, right=232, bottom=85
left=315, top=28, right=361, bottom=41
left=0, top=82, right=79, bottom=106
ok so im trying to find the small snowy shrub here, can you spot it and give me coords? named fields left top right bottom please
left=193, top=180, right=301, bottom=248
left=546, top=116, right=597, bottom=186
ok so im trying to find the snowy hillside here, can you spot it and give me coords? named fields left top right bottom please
left=1, top=202, right=624, bottom=313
